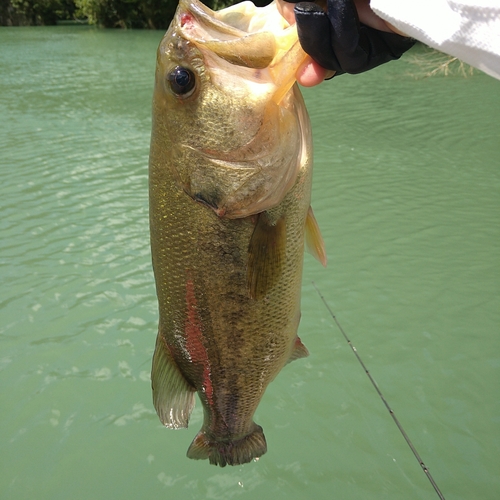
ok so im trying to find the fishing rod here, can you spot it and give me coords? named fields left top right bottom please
left=312, top=282, right=445, bottom=500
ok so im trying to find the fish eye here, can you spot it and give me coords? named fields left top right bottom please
left=167, top=66, right=196, bottom=96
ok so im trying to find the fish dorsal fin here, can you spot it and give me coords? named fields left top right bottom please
left=305, top=206, right=327, bottom=267
left=287, top=336, right=309, bottom=364
left=247, top=213, right=286, bottom=300
left=151, top=332, right=196, bottom=428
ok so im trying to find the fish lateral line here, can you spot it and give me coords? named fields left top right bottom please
left=184, top=276, right=214, bottom=403
left=312, top=282, right=446, bottom=500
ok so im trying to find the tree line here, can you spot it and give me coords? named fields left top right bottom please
left=0, top=0, right=270, bottom=29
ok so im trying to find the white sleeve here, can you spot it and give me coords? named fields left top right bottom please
left=370, top=0, right=500, bottom=80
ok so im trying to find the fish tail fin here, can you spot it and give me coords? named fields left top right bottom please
left=187, top=424, right=267, bottom=467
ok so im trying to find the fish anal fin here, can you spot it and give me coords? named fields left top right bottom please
left=287, top=336, right=309, bottom=364
left=247, top=213, right=286, bottom=300
left=305, top=206, right=327, bottom=267
left=187, top=424, right=267, bottom=467
left=151, top=332, right=196, bottom=429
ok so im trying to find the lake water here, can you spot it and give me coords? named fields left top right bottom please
left=0, top=23, right=499, bottom=500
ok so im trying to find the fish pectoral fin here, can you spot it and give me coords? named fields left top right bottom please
left=287, top=336, right=309, bottom=364
left=151, top=332, right=196, bottom=429
left=305, top=206, right=327, bottom=267
left=247, top=213, right=286, bottom=300
left=187, top=423, right=267, bottom=467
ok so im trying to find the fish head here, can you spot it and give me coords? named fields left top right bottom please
left=152, top=0, right=311, bottom=218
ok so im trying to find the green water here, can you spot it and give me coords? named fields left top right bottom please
left=1, top=25, right=499, bottom=500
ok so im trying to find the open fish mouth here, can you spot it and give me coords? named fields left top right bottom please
left=179, top=0, right=280, bottom=68
left=173, top=0, right=306, bottom=91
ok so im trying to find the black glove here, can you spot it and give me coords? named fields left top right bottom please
left=285, top=0, right=415, bottom=76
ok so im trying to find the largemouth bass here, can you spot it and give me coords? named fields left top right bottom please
left=149, top=0, right=326, bottom=467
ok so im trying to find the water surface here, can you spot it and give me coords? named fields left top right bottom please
left=0, top=26, right=499, bottom=500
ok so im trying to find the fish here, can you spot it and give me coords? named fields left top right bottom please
left=149, top=0, right=326, bottom=467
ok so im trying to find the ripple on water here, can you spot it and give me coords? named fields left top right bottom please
left=1, top=30, right=499, bottom=500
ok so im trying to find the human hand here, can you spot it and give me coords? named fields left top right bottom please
left=277, top=0, right=415, bottom=86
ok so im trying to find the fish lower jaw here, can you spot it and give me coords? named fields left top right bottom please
left=186, top=424, right=267, bottom=467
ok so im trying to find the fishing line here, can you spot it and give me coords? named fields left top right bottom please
left=312, top=282, right=445, bottom=500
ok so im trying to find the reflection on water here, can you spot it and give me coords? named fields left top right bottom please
left=0, top=26, right=499, bottom=500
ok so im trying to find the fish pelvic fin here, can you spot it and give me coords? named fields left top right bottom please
left=247, top=213, right=286, bottom=300
left=187, top=424, right=267, bottom=467
left=305, top=206, right=327, bottom=267
left=151, top=332, right=196, bottom=429
left=287, top=336, right=309, bottom=364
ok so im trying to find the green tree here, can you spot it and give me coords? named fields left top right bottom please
left=1, top=0, right=272, bottom=28
left=73, top=0, right=254, bottom=29
left=1, top=0, right=75, bottom=25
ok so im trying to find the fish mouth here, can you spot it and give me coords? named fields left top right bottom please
left=175, top=0, right=307, bottom=93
